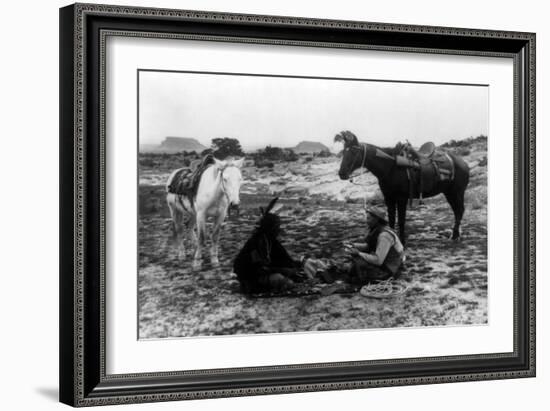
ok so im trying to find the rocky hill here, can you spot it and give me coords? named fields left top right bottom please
left=291, top=141, right=330, bottom=154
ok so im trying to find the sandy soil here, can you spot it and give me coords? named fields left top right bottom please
left=138, top=147, right=488, bottom=338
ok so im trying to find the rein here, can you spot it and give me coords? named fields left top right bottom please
left=348, top=144, right=368, bottom=185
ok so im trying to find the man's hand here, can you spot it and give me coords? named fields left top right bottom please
left=345, top=241, right=367, bottom=251
left=344, top=243, right=360, bottom=257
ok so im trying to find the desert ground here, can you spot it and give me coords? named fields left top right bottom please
left=138, top=139, right=488, bottom=338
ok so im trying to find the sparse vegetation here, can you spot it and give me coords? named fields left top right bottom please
left=316, top=149, right=333, bottom=158
left=440, top=134, right=487, bottom=148
left=211, top=137, right=245, bottom=159
left=138, top=151, right=199, bottom=172
left=454, top=147, right=471, bottom=157
left=255, top=160, right=274, bottom=169
left=439, top=135, right=488, bottom=157
left=252, top=145, right=299, bottom=165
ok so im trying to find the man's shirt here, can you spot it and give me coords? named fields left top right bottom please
left=359, top=228, right=404, bottom=274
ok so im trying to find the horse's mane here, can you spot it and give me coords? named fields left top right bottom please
left=201, top=153, right=216, bottom=168
left=377, top=145, right=402, bottom=156
left=361, top=143, right=401, bottom=156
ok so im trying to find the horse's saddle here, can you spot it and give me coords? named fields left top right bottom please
left=395, top=142, right=455, bottom=182
left=167, top=154, right=216, bottom=198
left=416, top=142, right=436, bottom=159
left=394, top=142, right=455, bottom=204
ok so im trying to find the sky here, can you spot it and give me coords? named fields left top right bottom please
left=139, top=70, right=488, bottom=151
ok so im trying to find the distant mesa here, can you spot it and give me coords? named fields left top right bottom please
left=291, top=141, right=330, bottom=153
left=140, top=137, right=207, bottom=153
left=160, top=137, right=207, bottom=152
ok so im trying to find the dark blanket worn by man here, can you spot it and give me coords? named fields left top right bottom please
left=233, top=198, right=302, bottom=294
left=345, top=206, right=405, bottom=284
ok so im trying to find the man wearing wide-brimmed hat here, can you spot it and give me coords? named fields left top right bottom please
left=344, top=206, right=405, bottom=283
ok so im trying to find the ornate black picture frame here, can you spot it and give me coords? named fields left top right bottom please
left=59, top=3, right=535, bottom=407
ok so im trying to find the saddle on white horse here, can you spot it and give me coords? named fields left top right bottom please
left=166, top=154, right=216, bottom=199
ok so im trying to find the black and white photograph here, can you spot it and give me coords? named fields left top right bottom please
left=137, top=70, right=489, bottom=339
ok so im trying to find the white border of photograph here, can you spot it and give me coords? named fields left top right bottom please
left=106, top=36, right=513, bottom=375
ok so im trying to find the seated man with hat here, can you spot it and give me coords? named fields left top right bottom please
left=345, top=206, right=405, bottom=284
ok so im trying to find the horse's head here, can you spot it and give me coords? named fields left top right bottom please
left=215, top=157, right=244, bottom=210
left=334, top=130, right=365, bottom=180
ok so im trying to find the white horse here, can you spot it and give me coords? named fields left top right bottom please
left=166, top=157, right=244, bottom=269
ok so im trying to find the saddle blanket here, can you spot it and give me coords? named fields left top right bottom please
left=166, top=154, right=215, bottom=199
left=396, top=151, right=455, bottom=182
left=424, top=151, right=454, bottom=181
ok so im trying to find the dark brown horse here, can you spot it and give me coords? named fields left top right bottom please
left=335, top=130, right=470, bottom=242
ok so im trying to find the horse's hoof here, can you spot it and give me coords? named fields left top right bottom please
left=178, top=251, right=186, bottom=260
left=211, top=259, right=220, bottom=268
left=192, top=261, right=202, bottom=270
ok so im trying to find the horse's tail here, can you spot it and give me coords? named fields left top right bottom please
left=165, top=168, right=183, bottom=193
left=448, top=152, right=470, bottom=190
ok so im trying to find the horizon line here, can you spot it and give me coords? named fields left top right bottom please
left=139, top=134, right=487, bottom=151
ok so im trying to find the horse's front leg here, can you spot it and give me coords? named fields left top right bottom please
left=397, top=197, right=408, bottom=245
left=210, top=209, right=227, bottom=268
left=193, top=212, right=206, bottom=270
left=384, top=196, right=397, bottom=229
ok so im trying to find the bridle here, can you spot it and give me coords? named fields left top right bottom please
left=348, top=143, right=368, bottom=184
left=344, top=143, right=371, bottom=210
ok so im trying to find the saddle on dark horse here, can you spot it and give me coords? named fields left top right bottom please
left=167, top=154, right=216, bottom=200
left=395, top=142, right=455, bottom=204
